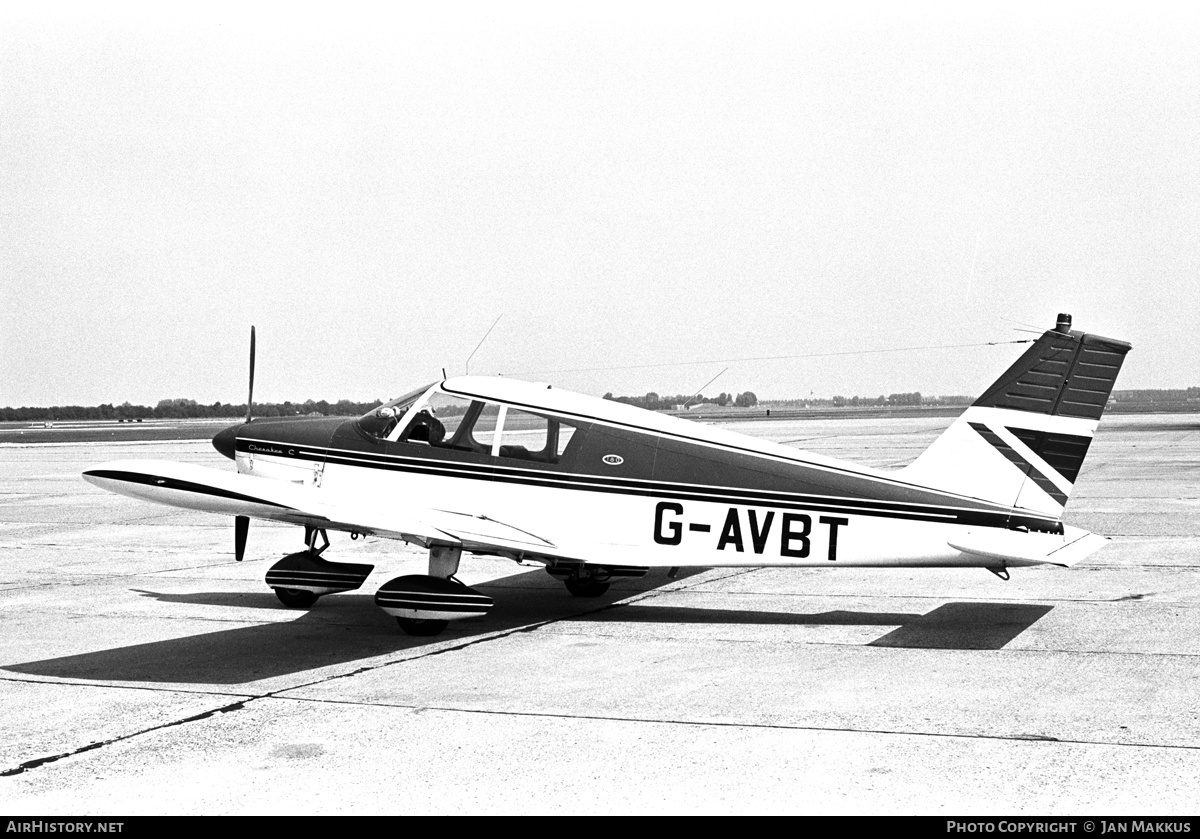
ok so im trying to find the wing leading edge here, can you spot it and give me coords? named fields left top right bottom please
left=82, top=459, right=577, bottom=560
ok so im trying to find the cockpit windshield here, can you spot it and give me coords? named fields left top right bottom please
left=357, top=383, right=435, bottom=440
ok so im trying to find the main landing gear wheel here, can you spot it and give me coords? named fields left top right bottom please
left=274, top=587, right=319, bottom=608
left=565, top=578, right=610, bottom=598
left=396, top=617, right=449, bottom=636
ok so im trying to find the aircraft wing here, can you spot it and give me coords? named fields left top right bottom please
left=82, top=459, right=588, bottom=562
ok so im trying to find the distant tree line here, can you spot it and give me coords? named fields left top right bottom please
left=602, top=391, right=758, bottom=410
left=830, top=392, right=926, bottom=408
left=0, top=398, right=383, bottom=423
left=765, top=393, right=973, bottom=409
left=1111, top=387, right=1200, bottom=402
left=3, top=387, right=1196, bottom=423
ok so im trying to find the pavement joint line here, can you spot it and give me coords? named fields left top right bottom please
left=0, top=672, right=253, bottom=699
left=0, top=649, right=426, bottom=778
left=242, top=693, right=1200, bottom=753
left=250, top=615, right=592, bottom=697
left=247, top=581, right=761, bottom=696
left=623, top=566, right=761, bottom=600
left=0, top=695, right=257, bottom=778
left=0, top=616, right=595, bottom=778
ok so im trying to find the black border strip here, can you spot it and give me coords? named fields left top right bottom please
left=234, top=438, right=1061, bottom=532
left=83, top=469, right=293, bottom=509
left=237, top=437, right=1028, bottom=519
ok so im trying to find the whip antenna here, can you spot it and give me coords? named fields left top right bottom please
left=466, top=315, right=502, bottom=374
left=682, top=367, right=729, bottom=409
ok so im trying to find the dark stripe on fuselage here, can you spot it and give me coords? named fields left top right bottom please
left=235, top=438, right=1062, bottom=532
left=442, top=382, right=918, bottom=486
left=244, top=408, right=1029, bottom=515
left=968, top=423, right=1069, bottom=506
left=82, top=469, right=293, bottom=509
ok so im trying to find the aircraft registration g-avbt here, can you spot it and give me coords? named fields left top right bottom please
left=84, top=314, right=1130, bottom=636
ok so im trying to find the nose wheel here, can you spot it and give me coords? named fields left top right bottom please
left=264, top=532, right=375, bottom=610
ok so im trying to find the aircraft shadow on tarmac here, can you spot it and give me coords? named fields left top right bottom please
left=578, top=601, right=1054, bottom=651
left=3, top=568, right=1053, bottom=685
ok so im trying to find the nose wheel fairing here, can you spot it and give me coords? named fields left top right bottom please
left=264, top=537, right=496, bottom=635
left=265, top=551, right=375, bottom=597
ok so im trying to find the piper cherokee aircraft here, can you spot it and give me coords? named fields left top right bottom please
left=83, top=314, right=1130, bottom=635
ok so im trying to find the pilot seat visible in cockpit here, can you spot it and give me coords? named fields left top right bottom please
left=403, top=409, right=445, bottom=445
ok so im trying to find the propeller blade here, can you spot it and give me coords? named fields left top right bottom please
left=234, top=515, right=249, bottom=562
left=245, top=325, right=256, bottom=423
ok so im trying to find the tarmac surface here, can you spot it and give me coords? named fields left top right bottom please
left=1, top=413, right=1198, bottom=815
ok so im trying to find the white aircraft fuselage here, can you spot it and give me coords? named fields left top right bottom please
left=83, top=315, right=1131, bottom=634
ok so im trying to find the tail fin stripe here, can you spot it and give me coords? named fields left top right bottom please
left=968, top=422, right=1069, bottom=506
left=1006, top=428, right=1092, bottom=483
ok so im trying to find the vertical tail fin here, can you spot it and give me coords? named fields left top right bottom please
left=902, top=315, right=1131, bottom=516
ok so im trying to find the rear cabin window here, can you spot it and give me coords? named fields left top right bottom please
left=494, top=408, right=580, bottom=464
left=556, top=423, right=577, bottom=458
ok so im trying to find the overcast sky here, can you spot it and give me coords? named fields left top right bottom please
left=2, top=2, right=1197, bottom=407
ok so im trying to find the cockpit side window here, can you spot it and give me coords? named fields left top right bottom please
left=367, top=387, right=585, bottom=465
left=399, top=391, right=474, bottom=447
left=358, top=383, right=434, bottom=441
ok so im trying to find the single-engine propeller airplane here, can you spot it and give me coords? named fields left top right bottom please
left=84, top=314, right=1130, bottom=635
